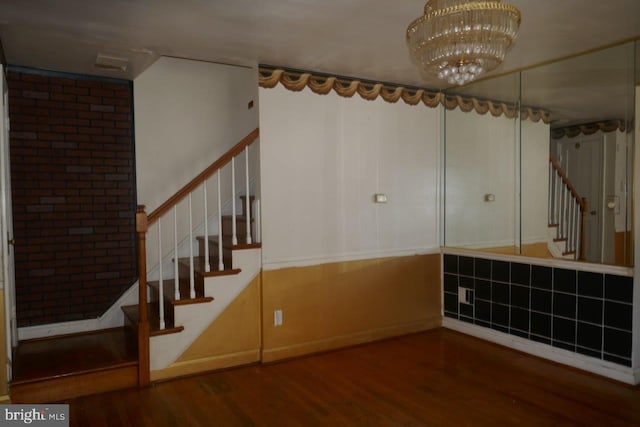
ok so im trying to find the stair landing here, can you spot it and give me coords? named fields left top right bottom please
left=11, top=327, right=138, bottom=403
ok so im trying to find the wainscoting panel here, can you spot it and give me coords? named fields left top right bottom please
left=443, top=254, right=633, bottom=367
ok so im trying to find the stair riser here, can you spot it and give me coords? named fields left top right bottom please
left=149, top=286, right=175, bottom=323
left=197, top=240, right=232, bottom=266
left=221, top=217, right=252, bottom=241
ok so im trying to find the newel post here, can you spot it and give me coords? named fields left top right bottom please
left=136, top=205, right=150, bottom=386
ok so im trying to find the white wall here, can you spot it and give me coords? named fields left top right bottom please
left=259, top=86, right=439, bottom=268
left=134, top=57, right=258, bottom=214
left=522, top=119, right=552, bottom=244
left=444, top=108, right=549, bottom=248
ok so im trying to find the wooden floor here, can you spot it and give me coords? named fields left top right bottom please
left=66, top=329, right=639, bottom=426
left=13, top=327, right=136, bottom=383
left=11, top=327, right=139, bottom=403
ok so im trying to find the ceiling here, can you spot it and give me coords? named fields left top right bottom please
left=0, top=0, right=638, bottom=123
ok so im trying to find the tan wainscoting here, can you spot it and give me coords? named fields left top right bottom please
left=615, top=231, right=633, bottom=266
left=261, top=254, right=441, bottom=363
left=151, top=276, right=261, bottom=381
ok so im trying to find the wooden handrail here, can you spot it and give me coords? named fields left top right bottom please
left=549, top=154, right=587, bottom=212
left=147, top=128, right=260, bottom=224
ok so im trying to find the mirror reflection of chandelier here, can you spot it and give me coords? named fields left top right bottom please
left=406, top=0, right=521, bottom=86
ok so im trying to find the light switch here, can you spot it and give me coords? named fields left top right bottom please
left=374, top=194, right=388, bottom=203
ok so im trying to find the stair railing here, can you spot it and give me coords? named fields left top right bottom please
left=548, top=154, right=587, bottom=260
left=135, top=128, right=259, bottom=383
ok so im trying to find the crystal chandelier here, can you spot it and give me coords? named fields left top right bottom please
left=406, top=0, right=521, bottom=86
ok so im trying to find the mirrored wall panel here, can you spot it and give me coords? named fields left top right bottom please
left=443, top=41, right=637, bottom=267
left=443, top=72, right=521, bottom=253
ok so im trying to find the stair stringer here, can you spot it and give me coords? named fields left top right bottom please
left=546, top=227, right=574, bottom=260
left=149, top=248, right=261, bottom=371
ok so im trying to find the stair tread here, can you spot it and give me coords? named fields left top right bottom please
left=12, top=327, right=137, bottom=384
left=197, top=234, right=262, bottom=250
left=149, top=279, right=214, bottom=306
left=121, top=304, right=184, bottom=336
left=177, top=256, right=241, bottom=277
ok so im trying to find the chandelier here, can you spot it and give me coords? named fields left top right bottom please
left=406, top=0, right=521, bottom=86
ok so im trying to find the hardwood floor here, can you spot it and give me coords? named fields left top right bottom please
left=66, top=329, right=640, bottom=426
left=11, top=327, right=138, bottom=402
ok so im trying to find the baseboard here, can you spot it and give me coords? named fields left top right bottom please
left=150, top=349, right=261, bottom=382
left=261, top=317, right=442, bottom=363
left=443, top=318, right=637, bottom=385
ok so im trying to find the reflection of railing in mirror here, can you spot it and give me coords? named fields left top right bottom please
left=548, top=155, right=587, bottom=261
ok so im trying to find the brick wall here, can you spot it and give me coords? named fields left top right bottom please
left=7, top=68, right=137, bottom=327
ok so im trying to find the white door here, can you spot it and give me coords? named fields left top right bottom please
left=0, top=65, right=17, bottom=381
left=558, top=135, right=603, bottom=262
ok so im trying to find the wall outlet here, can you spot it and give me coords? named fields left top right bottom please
left=274, top=309, right=283, bottom=326
left=458, top=287, right=474, bottom=305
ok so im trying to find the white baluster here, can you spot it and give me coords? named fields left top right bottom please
left=173, top=205, right=180, bottom=301
left=548, top=162, right=553, bottom=224
left=231, top=157, right=237, bottom=246
left=254, top=198, right=261, bottom=243
left=158, top=220, right=165, bottom=330
left=245, top=146, right=252, bottom=244
left=188, top=193, right=195, bottom=299
left=217, top=171, right=224, bottom=271
left=203, top=181, right=210, bottom=273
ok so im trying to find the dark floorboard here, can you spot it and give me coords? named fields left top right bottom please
left=66, top=328, right=640, bottom=426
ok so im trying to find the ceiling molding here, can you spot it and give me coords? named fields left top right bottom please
left=551, top=120, right=631, bottom=139
left=259, top=66, right=550, bottom=124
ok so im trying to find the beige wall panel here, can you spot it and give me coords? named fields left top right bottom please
left=262, top=254, right=441, bottom=361
left=152, top=276, right=261, bottom=381
left=178, top=276, right=260, bottom=362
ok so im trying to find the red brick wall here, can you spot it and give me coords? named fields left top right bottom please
left=7, top=69, right=137, bottom=327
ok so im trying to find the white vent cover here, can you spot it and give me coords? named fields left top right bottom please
left=95, top=53, right=128, bottom=72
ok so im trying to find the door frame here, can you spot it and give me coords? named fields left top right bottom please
left=0, top=64, right=17, bottom=382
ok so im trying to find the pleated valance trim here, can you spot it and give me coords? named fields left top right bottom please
left=551, top=120, right=631, bottom=139
left=259, top=66, right=551, bottom=124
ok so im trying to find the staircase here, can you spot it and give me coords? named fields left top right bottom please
left=9, top=129, right=261, bottom=402
left=547, top=154, right=587, bottom=260
left=120, top=194, right=259, bottom=340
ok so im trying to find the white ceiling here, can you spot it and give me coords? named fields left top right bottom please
left=0, top=0, right=638, bottom=123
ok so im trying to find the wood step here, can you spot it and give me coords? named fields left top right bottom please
left=221, top=215, right=253, bottom=239
left=199, top=234, right=262, bottom=250
left=149, top=279, right=214, bottom=306
left=196, top=235, right=233, bottom=266
left=239, top=195, right=255, bottom=218
left=11, top=327, right=138, bottom=402
left=121, top=304, right=184, bottom=337
left=177, top=256, right=241, bottom=278
left=553, top=237, right=567, bottom=243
